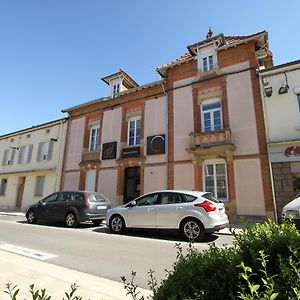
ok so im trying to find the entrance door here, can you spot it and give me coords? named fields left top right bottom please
left=124, top=167, right=140, bottom=204
left=85, top=170, right=96, bottom=191
left=16, top=177, right=26, bottom=209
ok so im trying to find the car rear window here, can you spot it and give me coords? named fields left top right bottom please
left=88, top=193, right=108, bottom=203
left=182, top=194, right=197, bottom=202
left=202, top=193, right=221, bottom=203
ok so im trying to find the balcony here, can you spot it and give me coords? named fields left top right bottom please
left=80, top=147, right=101, bottom=164
left=187, top=129, right=235, bottom=164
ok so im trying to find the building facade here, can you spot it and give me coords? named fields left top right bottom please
left=0, top=118, right=68, bottom=210
left=259, top=60, right=300, bottom=219
left=61, top=30, right=275, bottom=222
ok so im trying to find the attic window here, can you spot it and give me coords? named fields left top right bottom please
left=26, top=134, right=31, bottom=138
left=10, top=138, right=14, bottom=142
left=113, top=84, right=120, bottom=97
left=45, top=128, right=50, bottom=134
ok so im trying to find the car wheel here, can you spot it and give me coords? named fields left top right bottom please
left=92, top=220, right=103, bottom=226
left=65, top=212, right=78, bottom=228
left=109, top=215, right=125, bottom=234
left=26, top=210, right=37, bottom=224
left=181, top=218, right=205, bottom=241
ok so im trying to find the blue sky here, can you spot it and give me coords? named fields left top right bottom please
left=0, top=0, right=299, bottom=135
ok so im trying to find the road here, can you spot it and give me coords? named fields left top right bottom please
left=0, top=215, right=234, bottom=288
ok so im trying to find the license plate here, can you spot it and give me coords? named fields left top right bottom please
left=97, top=206, right=106, bottom=209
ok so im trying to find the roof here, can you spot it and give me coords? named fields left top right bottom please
left=101, top=69, right=139, bottom=89
left=156, top=31, right=268, bottom=77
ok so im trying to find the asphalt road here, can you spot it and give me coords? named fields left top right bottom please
left=0, top=215, right=234, bottom=288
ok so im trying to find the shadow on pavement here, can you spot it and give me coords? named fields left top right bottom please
left=92, top=226, right=219, bottom=243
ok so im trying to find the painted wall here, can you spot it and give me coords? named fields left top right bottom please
left=261, top=67, right=300, bottom=142
left=100, top=108, right=122, bottom=168
left=98, top=169, right=118, bottom=206
left=144, top=166, right=167, bottom=194
left=63, top=172, right=80, bottom=191
left=173, top=78, right=195, bottom=161
left=225, top=61, right=260, bottom=155
left=234, top=158, right=266, bottom=216
left=144, top=97, right=167, bottom=164
left=174, top=163, right=195, bottom=190
left=65, top=117, right=85, bottom=170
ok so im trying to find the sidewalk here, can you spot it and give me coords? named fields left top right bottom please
left=0, top=250, right=152, bottom=300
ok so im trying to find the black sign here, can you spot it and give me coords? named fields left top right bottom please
left=147, top=134, right=165, bottom=155
left=122, top=147, right=140, bottom=158
left=102, top=142, right=117, bottom=160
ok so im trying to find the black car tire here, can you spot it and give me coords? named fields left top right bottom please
left=181, top=218, right=205, bottom=242
left=109, top=215, right=125, bottom=234
left=26, top=210, right=37, bottom=224
left=65, top=212, right=78, bottom=228
left=92, top=220, right=103, bottom=226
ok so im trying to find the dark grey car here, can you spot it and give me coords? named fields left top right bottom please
left=26, top=191, right=111, bottom=227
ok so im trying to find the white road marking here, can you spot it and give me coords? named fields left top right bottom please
left=0, top=242, right=57, bottom=260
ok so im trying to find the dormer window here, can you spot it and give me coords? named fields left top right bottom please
left=203, top=55, right=214, bottom=72
left=113, top=83, right=120, bottom=98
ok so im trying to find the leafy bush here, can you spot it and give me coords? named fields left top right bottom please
left=150, top=220, right=300, bottom=300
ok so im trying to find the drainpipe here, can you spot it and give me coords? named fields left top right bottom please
left=258, top=72, right=278, bottom=222
left=161, top=81, right=168, bottom=189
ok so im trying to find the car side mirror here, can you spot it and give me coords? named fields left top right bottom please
left=127, top=200, right=136, bottom=208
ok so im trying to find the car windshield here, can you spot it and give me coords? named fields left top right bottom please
left=88, top=193, right=108, bottom=203
left=202, top=193, right=221, bottom=203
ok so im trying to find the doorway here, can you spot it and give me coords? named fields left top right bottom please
left=16, top=177, right=26, bottom=209
left=124, top=167, right=140, bottom=204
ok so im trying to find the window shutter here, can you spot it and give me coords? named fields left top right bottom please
left=37, top=142, right=43, bottom=161
left=18, top=146, right=25, bottom=164
left=2, top=149, right=8, bottom=166
left=47, top=140, right=54, bottom=161
left=10, top=149, right=16, bottom=165
left=27, top=144, right=33, bottom=163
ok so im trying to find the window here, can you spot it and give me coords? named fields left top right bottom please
left=2, top=148, right=16, bottom=166
left=128, top=117, right=141, bottom=146
left=202, top=55, right=214, bottom=71
left=136, top=193, right=160, bottom=206
left=89, top=126, right=100, bottom=152
left=297, top=94, right=300, bottom=112
left=203, top=161, right=227, bottom=200
left=35, top=176, right=45, bottom=196
left=161, top=192, right=182, bottom=205
left=37, top=141, right=54, bottom=161
left=43, top=192, right=59, bottom=204
left=201, top=99, right=223, bottom=132
left=57, top=192, right=71, bottom=202
left=18, top=145, right=33, bottom=164
left=113, top=83, right=120, bottom=97
left=0, top=179, right=7, bottom=195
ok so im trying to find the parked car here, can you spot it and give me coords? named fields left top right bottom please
left=26, top=191, right=111, bottom=227
left=106, top=190, right=229, bottom=241
left=282, top=194, right=300, bottom=228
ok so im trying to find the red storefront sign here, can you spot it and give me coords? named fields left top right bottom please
left=284, top=146, right=300, bottom=157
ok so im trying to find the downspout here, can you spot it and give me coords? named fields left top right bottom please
left=161, top=80, right=168, bottom=189
left=258, top=72, right=278, bottom=222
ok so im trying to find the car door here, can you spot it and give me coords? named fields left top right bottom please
left=49, top=192, right=71, bottom=221
left=38, top=192, right=60, bottom=221
left=126, top=193, right=161, bottom=228
left=155, top=192, right=187, bottom=228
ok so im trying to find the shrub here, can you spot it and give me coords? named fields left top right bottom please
left=151, top=220, right=300, bottom=300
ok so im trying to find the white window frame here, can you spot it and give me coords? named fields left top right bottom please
left=113, top=83, right=120, bottom=98
left=127, top=116, right=141, bottom=146
left=297, top=94, right=300, bottom=115
left=89, top=126, right=100, bottom=152
left=201, top=98, right=223, bottom=132
left=202, top=55, right=214, bottom=72
left=203, top=159, right=228, bottom=201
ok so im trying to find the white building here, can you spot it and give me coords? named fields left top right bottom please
left=259, top=60, right=300, bottom=219
left=0, top=118, right=68, bottom=211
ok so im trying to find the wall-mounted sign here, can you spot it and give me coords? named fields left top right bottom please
left=147, top=134, right=165, bottom=155
left=284, top=146, right=300, bottom=157
left=122, top=147, right=140, bottom=158
left=102, top=142, right=117, bottom=160
left=269, top=143, right=300, bottom=163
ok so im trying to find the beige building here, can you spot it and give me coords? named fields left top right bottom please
left=0, top=118, right=68, bottom=211
left=259, top=60, right=300, bottom=219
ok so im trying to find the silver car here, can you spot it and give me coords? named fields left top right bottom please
left=106, top=190, right=229, bottom=241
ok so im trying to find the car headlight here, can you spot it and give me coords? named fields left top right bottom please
left=285, top=210, right=300, bottom=220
